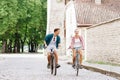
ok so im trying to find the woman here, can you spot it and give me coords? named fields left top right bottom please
left=70, top=29, right=84, bottom=68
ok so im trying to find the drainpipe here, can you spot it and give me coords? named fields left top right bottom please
left=84, top=28, right=87, bottom=61
left=46, top=0, right=51, bottom=35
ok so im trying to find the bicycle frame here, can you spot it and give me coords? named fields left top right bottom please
left=74, top=47, right=80, bottom=76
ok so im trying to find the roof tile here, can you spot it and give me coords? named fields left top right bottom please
left=74, top=0, right=120, bottom=24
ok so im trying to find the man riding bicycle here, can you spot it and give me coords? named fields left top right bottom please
left=44, top=28, right=61, bottom=68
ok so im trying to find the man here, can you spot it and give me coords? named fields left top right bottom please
left=44, top=28, right=61, bottom=68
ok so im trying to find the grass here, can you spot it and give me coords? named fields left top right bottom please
left=86, top=60, right=120, bottom=67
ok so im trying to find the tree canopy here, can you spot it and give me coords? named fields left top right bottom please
left=0, top=0, right=47, bottom=53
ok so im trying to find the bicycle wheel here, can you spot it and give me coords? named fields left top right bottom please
left=76, top=64, right=79, bottom=76
left=53, top=55, right=57, bottom=76
left=76, top=54, right=80, bottom=76
left=50, top=55, right=53, bottom=74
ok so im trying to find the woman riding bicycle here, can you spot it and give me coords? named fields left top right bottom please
left=69, top=29, right=84, bottom=68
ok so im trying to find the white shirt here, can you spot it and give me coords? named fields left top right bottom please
left=74, top=38, right=82, bottom=48
left=47, top=36, right=57, bottom=49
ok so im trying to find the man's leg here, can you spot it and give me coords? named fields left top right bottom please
left=47, top=52, right=51, bottom=68
left=47, top=52, right=51, bottom=64
left=54, top=51, right=58, bottom=64
left=54, top=50, right=60, bottom=68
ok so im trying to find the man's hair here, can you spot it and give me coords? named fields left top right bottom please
left=54, top=28, right=60, bottom=32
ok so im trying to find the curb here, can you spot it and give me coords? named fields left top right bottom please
left=67, top=62, right=120, bottom=80
left=83, top=65, right=120, bottom=80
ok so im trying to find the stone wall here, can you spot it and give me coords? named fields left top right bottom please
left=78, top=28, right=87, bottom=60
left=65, top=1, right=77, bottom=55
left=86, top=18, right=120, bottom=65
left=47, top=0, right=66, bottom=55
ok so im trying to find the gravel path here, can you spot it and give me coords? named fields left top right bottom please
left=0, top=54, right=118, bottom=80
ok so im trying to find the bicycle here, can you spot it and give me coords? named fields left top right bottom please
left=73, top=47, right=82, bottom=76
left=50, top=48, right=57, bottom=76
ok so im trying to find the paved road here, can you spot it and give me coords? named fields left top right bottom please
left=0, top=54, right=118, bottom=80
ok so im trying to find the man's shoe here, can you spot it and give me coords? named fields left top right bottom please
left=56, top=64, right=60, bottom=68
left=47, top=63, right=50, bottom=69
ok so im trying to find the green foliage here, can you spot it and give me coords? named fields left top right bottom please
left=0, top=0, right=18, bottom=34
left=0, top=0, right=47, bottom=52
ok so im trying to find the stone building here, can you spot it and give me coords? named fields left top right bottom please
left=47, top=0, right=66, bottom=55
left=86, top=18, right=120, bottom=65
left=47, top=0, right=120, bottom=64
left=65, top=0, right=120, bottom=64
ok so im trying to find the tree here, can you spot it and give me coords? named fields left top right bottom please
left=0, top=0, right=47, bottom=53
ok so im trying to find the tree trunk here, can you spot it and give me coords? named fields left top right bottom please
left=35, top=43, right=38, bottom=53
left=21, top=41, right=24, bottom=53
left=31, top=41, right=34, bottom=52
left=2, top=40, right=7, bottom=53
left=8, top=40, right=12, bottom=53
left=17, top=39, right=20, bottom=53
left=13, top=39, right=17, bottom=53
left=28, top=42, right=31, bottom=52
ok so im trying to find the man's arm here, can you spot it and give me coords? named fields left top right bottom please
left=44, top=41, right=47, bottom=48
left=44, top=35, right=49, bottom=48
left=58, top=36, right=61, bottom=48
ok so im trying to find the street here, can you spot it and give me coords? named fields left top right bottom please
left=0, top=54, right=118, bottom=80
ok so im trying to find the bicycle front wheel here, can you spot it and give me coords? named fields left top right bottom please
left=76, top=54, right=80, bottom=76
left=76, top=64, right=79, bottom=76
left=53, top=55, right=57, bottom=76
left=50, top=56, right=53, bottom=74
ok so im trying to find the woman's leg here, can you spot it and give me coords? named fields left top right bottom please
left=78, top=50, right=83, bottom=65
left=72, top=49, right=76, bottom=65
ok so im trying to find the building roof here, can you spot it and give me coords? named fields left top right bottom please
left=74, top=0, right=120, bottom=25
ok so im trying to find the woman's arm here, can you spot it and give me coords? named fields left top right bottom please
left=69, top=37, right=74, bottom=49
left=80, top=36, right=85, bottom=50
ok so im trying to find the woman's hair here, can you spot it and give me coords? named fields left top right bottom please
left=74, top=28, right=79, bottom=32
left=54, top=28, right=60, bottom=32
